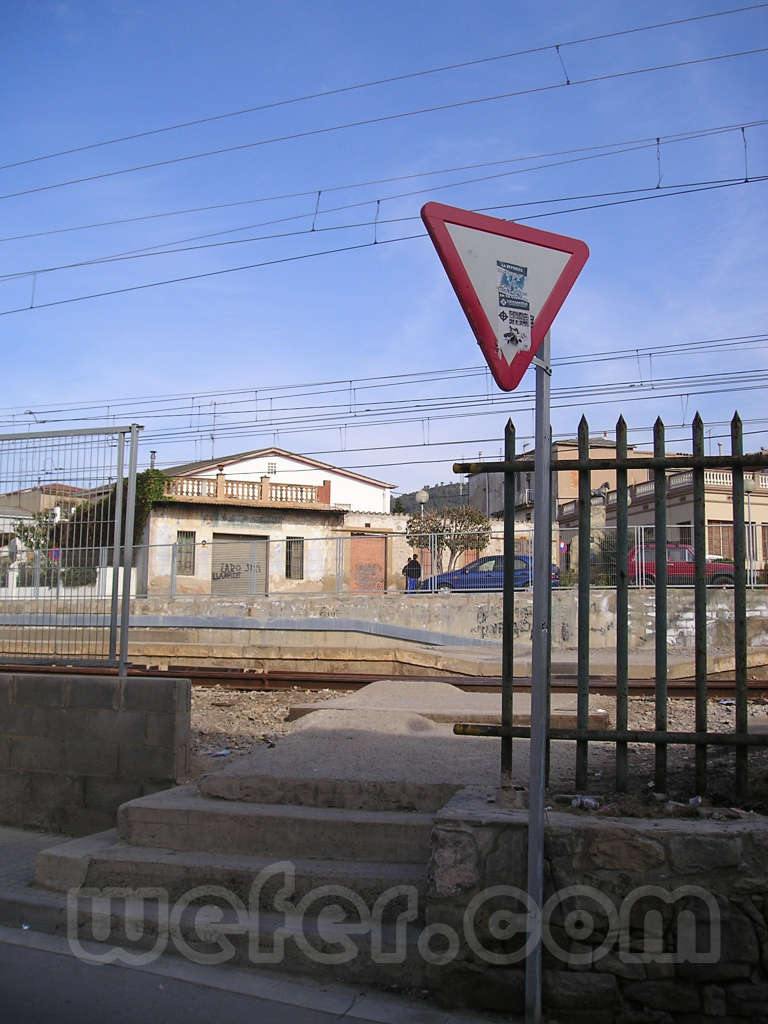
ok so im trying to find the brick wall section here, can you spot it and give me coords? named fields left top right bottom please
left=0, top=673, right=190, bottom=836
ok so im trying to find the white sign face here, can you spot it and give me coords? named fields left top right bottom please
left=421, top=203, right=589, bottom=390
left=445, top=223, right=571, bottom=366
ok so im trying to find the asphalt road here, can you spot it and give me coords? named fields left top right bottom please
left=0, top=927, right=487, bottom=1024
left=0, top=941, right=345, bottom=1024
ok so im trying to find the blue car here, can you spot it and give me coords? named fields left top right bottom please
left=420, top=553, right=560, bottom=592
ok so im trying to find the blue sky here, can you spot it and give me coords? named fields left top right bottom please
left=2, top=1, right=767, bottom=493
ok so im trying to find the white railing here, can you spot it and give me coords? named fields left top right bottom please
left=225, top=479, right=260, bottom=501
left=269, top=483, right=319, bottom=504
left=164, top=477, right=216, bottom=499
left=164, top=476, right=322, bottom=506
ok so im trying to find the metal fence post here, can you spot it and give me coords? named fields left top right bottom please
left=501, top=419, right=515, bottom=789
left=575, top=415, right=591, bottom=791
left=336, top=536, right=344, bottom=595
left=731, top=413, right=748, bottom=797
left=615, top=416, right=629, bottom=791
left=692, top=413, right=708, bottom=794
left=169, top=543, right=178, bottom=599
left=653, top=418, right=669, bottom=792
left=109, top=431, right=126, bottom=663
left=118, top=425, right=139, bottom=677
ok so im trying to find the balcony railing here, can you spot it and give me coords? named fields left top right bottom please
left=559, top=471, right=768, bottom=519
left=163, top=474, right=331, bottom=508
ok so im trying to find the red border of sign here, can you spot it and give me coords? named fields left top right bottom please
left=421, top=202, right=589, bottom=391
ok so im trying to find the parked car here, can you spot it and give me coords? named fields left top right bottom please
left=627, top=543, right=735, bottom=586
left=420, top=553, right=560, bottom=592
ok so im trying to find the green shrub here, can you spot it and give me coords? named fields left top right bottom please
left=62, top=566, right=98, bottom=587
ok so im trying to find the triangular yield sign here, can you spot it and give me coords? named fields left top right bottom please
left=421, top=202, right=589, bottom=391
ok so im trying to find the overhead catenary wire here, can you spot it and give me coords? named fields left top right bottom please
left=6, top=118, right=766, bottom=280
left=1, top=174, right=766, bottom=317
left=132, top=414, right=768, bottom=470
left=2, top=46, right=766, bottom=203
left=2, top=4, right=765, bottom=173
left=131, top=370, right=768, bottom=469
left=2, top=117, right=763, bottom=246
left=4, top=332, right=766, bottom=428
left=7, top=363, right=768, bottom=435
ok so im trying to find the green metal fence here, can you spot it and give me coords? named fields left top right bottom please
left=455, top=412, right=768, bottom=800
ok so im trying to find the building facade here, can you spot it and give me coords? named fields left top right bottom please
left=140, top=448, right=400, bottom=596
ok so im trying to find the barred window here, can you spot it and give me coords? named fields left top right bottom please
left=267, top=461, right=277, bottom=475
left=177, top=530, right=196, bottom=575
left=285, top=537, right=304, bottom=580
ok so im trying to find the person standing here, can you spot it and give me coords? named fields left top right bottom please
left=402, top=554, right=421, bottom=592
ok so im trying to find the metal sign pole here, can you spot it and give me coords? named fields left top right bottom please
left=525, top=332, right=552, bottom=1024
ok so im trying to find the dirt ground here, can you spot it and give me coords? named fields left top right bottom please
left=189, top=684, right=768, bottom=815
left=189, top=685, right=344, bottom=777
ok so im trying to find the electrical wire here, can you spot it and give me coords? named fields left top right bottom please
left=2, top=117, right=763, bottom=246
left=8, top=364, right=768, bottom=435
left=2, top=174, right=766, bottom=317
left=8, top=117, right=766, bottom=280
left=2, top=46, right=766, bottom=203
left=3, top=4, right=764, bottom=173
left=3, top=332, right=765, bottom=435
left=4, top=166, right=760, bottom=281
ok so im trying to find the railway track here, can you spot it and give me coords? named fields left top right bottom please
left=2, top=662, right=766, bottom=698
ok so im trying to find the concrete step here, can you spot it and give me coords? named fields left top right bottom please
left=24, top=871, right=430, bottom=991
left=284, top=680, right=611, bottom=730
left=117, top=786, right=435, bottom=864
left=35, top=832, right=427, bottom=922
left=199, top=770, right=463, bottom=812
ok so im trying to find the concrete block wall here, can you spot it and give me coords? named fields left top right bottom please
left=0, top=673, right=190, bottom=836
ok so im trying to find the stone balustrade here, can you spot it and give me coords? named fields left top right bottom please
left=163, top=474, right=332, bottom=508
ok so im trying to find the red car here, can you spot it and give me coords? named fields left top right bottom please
left=627, top=543, right=735, bottom=587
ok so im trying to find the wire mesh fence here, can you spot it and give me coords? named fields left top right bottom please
left=29, top=522, right=759, bottom=599
left=0, top=425, right=140, bottom=666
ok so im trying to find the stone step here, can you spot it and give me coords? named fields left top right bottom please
left=52, top=878, right=431, bottom=991
left=35, top=831, right=427, bottom=922
left=117, top=786, right=435, bottom=864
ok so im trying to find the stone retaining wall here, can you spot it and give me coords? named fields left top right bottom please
left=427, top=788, right=768, bottom=1022
left=131, top=589, right=768, bottom=651
left=0, top=673, right=190, bottom=836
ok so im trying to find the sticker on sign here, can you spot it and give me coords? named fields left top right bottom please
left=421, top=203, right=589, bottom=391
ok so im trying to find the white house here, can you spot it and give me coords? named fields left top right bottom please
left=140, top=448, right=396, bottom=596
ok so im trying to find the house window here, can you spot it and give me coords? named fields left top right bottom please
left=708, top=521, right=733, bottom=560
left=285, top=537, right=304, bottom=580
left=177, top=530, right=196, bottom=575
left=267, top=461, right=277, bottom=475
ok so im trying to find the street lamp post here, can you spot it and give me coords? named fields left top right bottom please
left=744, top=477, right=755, bottom=587
left=415, top=489, right=429, bottom=591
